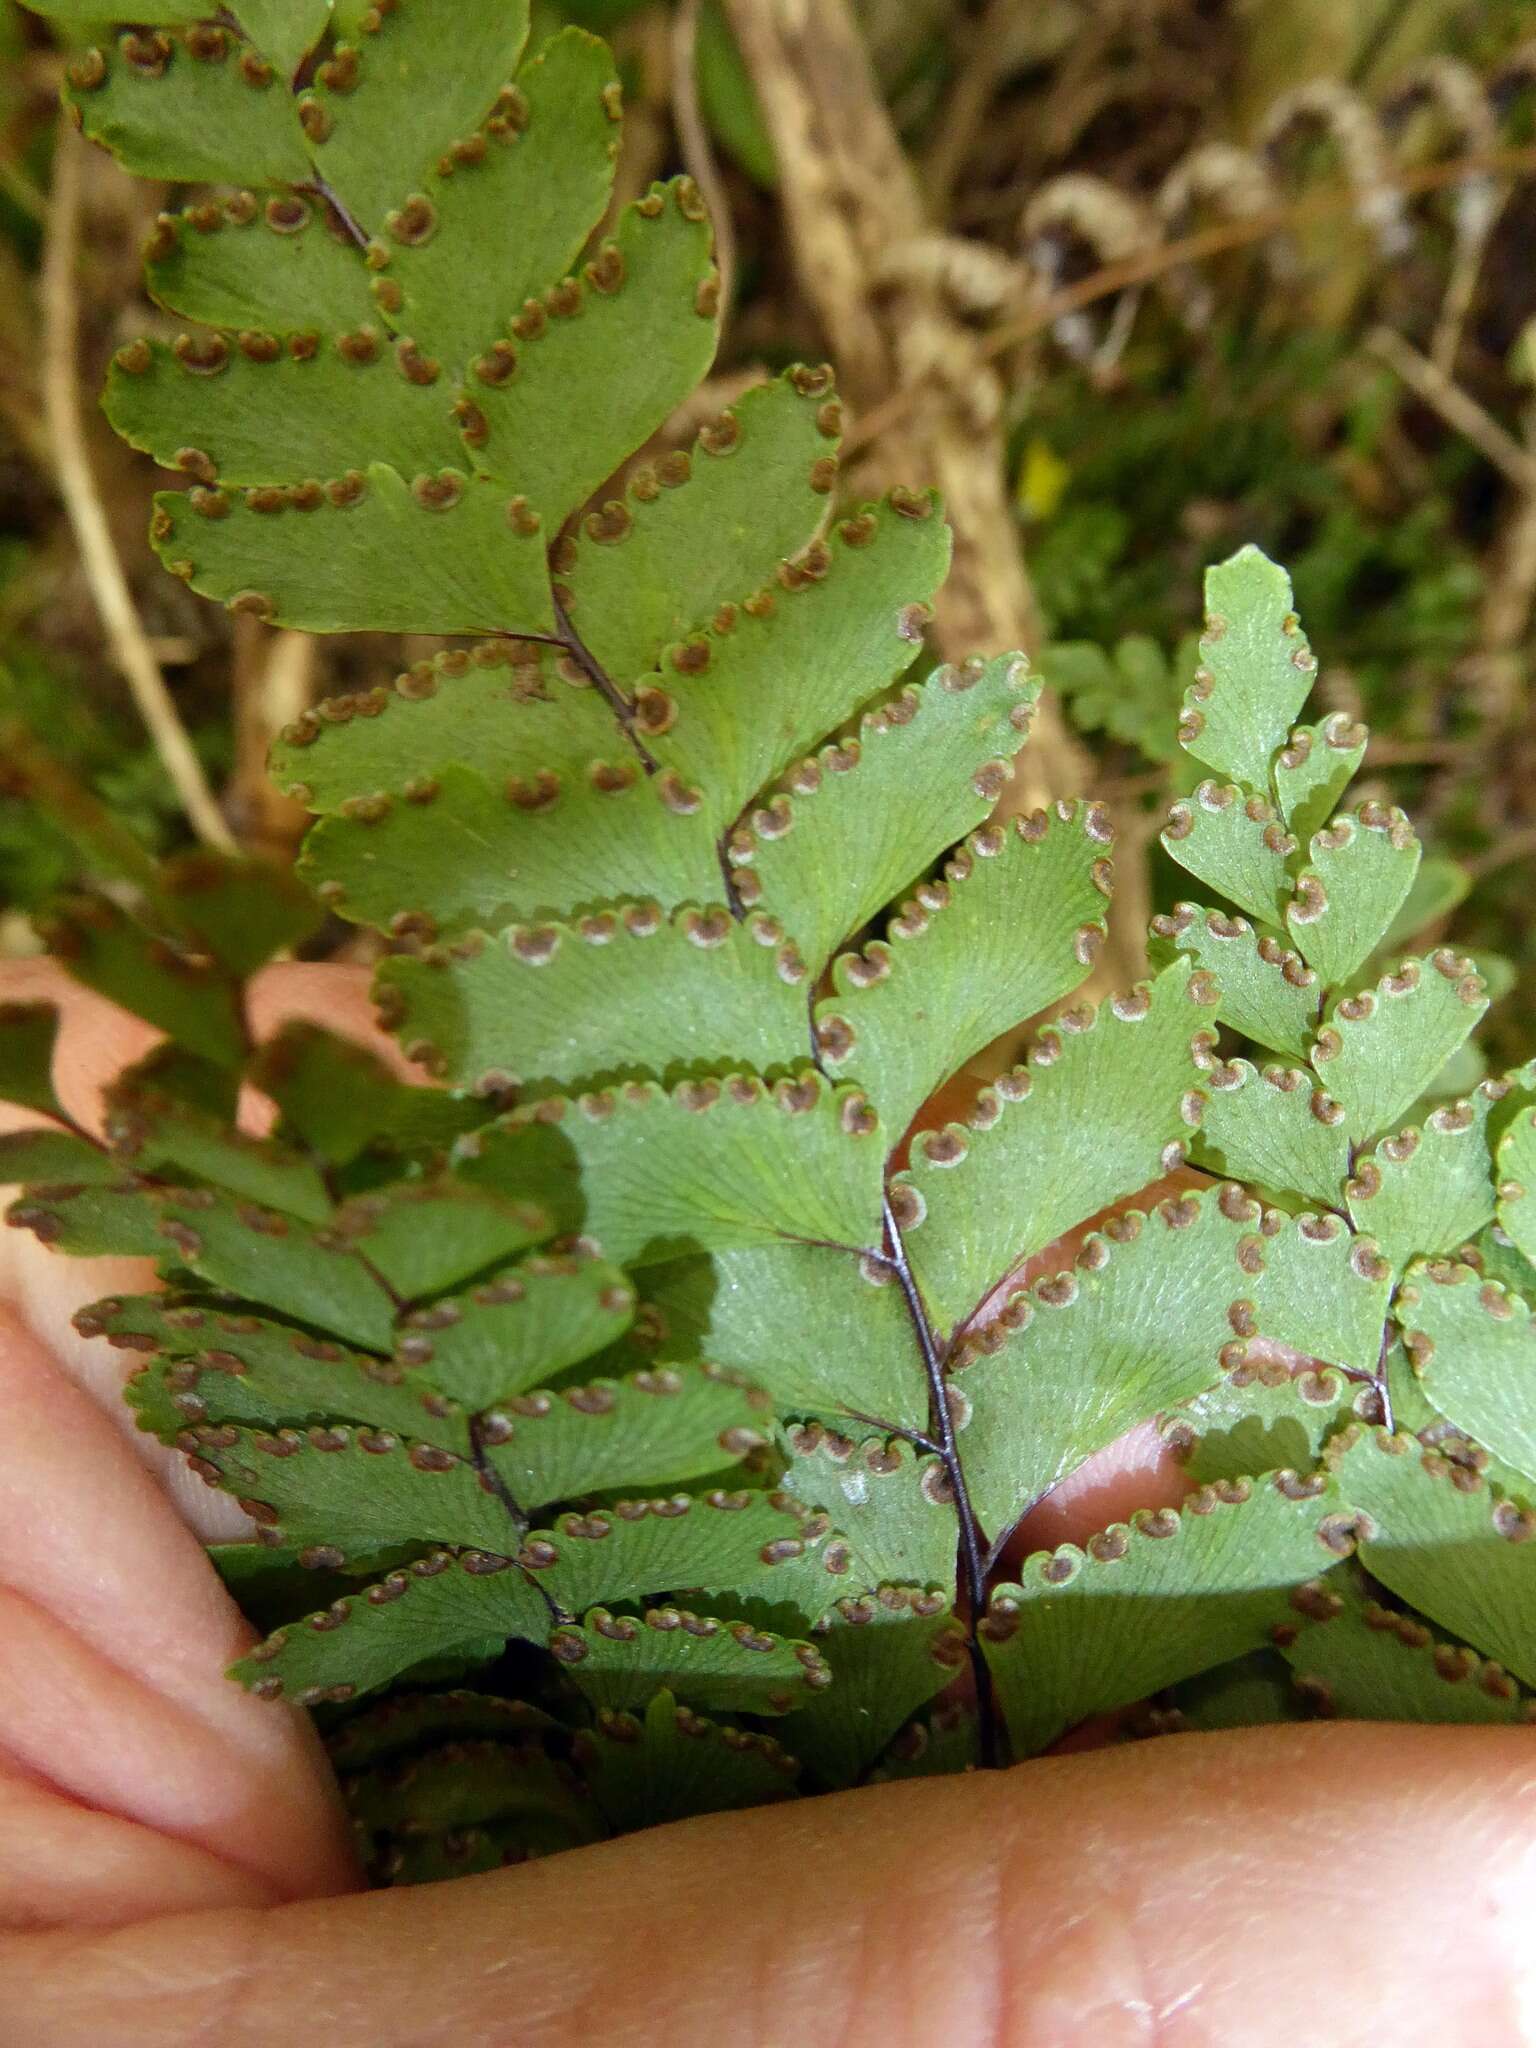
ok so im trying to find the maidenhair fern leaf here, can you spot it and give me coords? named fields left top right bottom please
left=1394, top=1262, right=1536, bottom=1485
left=483, top=1365, right=770, bottom=1512
left=551, top=1609, right=830, bottom=1716
left=982, top=1471, right=1355, bottom=1756
left=898, top=959, right=1209, bottom=1333
left=1159, top=1365, right=1363, bottom=1487
left=777, top=1588, right=966, bottom=1783
left=1346, top=1089, right=1499, bottom=1270
left=186, top=1423, right=516, bottom=1552
left=646, top=493, right=952, bottom=834
left=1277, top=1563, right=1532, bottom=1725
left=391, top=1252, right=635, bottom=1409
left=779, top=1423, right=959, bottom=1595
left=476, top=1071, right=886, bottom=1267
left=562, top=371, right=839, bottom=687
left=727, top=656, right=1041, bottom=979
left=952, top=1189, right=1256, bottom=1542
left=1194, top=1058, right=1349, bottom=1207
left=1310, top=952, right=1488, bottom=1143
left=376, top=903, right=809, bottom=1095
left=0, top=1003, right=66, bottom=1122
left=816, top=801, right=1111, bottom=1142
left=576, top=1691, right=799, bottom=1832
left=1330, top=1426, right=1536, bottom=1689
left=1150, top=904, right=1320, bottom=1060
left=1177, top=545, right=1317, bottom=790
left=1161, top=779, right=1295, bottom=926
left=1283, top=803, right=1420, bottom=987
left=1271, top=714, right=1368, bottom=840
left=518, top=1493, right=813, bottom=1617
left=233, top=1551, right=555, bottom=1706
left=1496, top=1101, right=1536, bottom=1265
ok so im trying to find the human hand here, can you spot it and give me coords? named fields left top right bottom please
left=1, top=965, right=1532, bottom=2048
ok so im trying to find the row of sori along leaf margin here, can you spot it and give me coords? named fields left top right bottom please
left=8, top=0, right=1536, bottom=1869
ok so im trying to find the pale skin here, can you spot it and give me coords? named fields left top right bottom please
left=1, top=964, right=1533, bottom=2047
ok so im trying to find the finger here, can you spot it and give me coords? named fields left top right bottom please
left=4, top=1722, right=1533, bottom=2047
left=0, top=1304, right=358, bottom=1916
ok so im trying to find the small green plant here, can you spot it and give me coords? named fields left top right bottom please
left=9, top=0, right=1536, bottom=1882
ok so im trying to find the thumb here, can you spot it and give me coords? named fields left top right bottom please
left=5, top=1720, right=1534, bottom=2047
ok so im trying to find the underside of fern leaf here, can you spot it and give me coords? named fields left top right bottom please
left=7, top=0, right=1534, bottom=1875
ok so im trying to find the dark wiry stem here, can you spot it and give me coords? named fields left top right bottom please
left=550, top=588, right=658, bottom=772
left=882, top=1192, right=999, bottom=1770
left=306, top=173, right=370, bottom=255
left=467, top=1415, right=568, bottom=1626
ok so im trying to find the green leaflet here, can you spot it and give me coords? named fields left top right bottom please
left=522, top=1494, right=812, bottom=1616
left=647, top=494, right=953, bottom=834
left=899, top=958, right=1208, bottom=1334
left=728, top=655, right=1040, bottom=978
left=0, top=1128, right=120, bottom=1186
left=1497, top=1101, right=1536, bottom=1265
left=1346, top=1089, right=1498, bottom=1270
left=189, top=1423, right=519, bottom=1550
left=778, top=1423, right=959, bottom=1595
left=144, top=190, right=376, bottom=336
left=1160, top=1365, right=1363, bottom=1487
left=1169, top=1651, right=1300, bottom=1732
left=325, top=1690, right=560, bottom=1770
left=577, top=1691, right=799, bottom=1833
left=393, top=1251, right=635, bottom=1409
left=272, top=645, right=610, bottom=809
left=377, top=904, right=809, bottom=1096
left=157, top=851, right=322, bottom=979
left=1277, top=1563, right=1532, bottom=1725
left=0, top=1004, right=65, bottom=1122
left=611, top=1243, right=926, bottom=1430
left=953, top=1189, right=1255, bottom=1542
left=1161, top=779, right=1295, bottom=927
left=153, top=459, right=557, bottom=638
left=1330, top=1426, right=1536, bottom=1689
left=1283, top=803, right=1420, bottom=987
left=325, top=1178, right=550, bottom=1299
left=233, top=1, right=333, bottom=76
left=778, top=1589, right=967, bottom=1783
left=64, top=27, right=314, bottom=188
left=304, top=760, right=721, bottom=940
left=551, top=1609, right=829, bottom=1716
left=383, top=27, right=620, bottom=380
left=103, top=1090, right=332, bottom=1224
left=484, top=1365, right=770, bottom=1512
left=1244, top=1208, right=1393, bottom=1380
left=107, top=338, right=462, bottom=493
left=306, top=0, right=532, bottom=232
left=12, top=1182, right=399, bottom=1348
left=982, top=1471, right=1354, bottom=1757
left=232, top=1552, right=555, bottom=1705
left=1179, top=545, right=1317, bottom=791
left=1311, top=951, right=1489, bottom=1143
left=473, top=182, right=720, bottom=516
left=1395, top=1261, right=1536, bottom=1485
left=1272, top=714, right=1368, bottom=841
left=344, top=1735, right=601, bottom=1845
left=1151, top=903, right=1320, bottom=1060
left=116, top=1302, right=469, bottom=1454
left=1194, top=1059, right=1350, bottom=1208
left=816, top=800, right=1110, bottom=1143
left=563, top=372, right=838, bottom=687
left=45, top=894, right=245, bottom=1069
left=488, top=1070, right=886, bottom=1268
left=251, top=1021, right=487, bottom=1164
